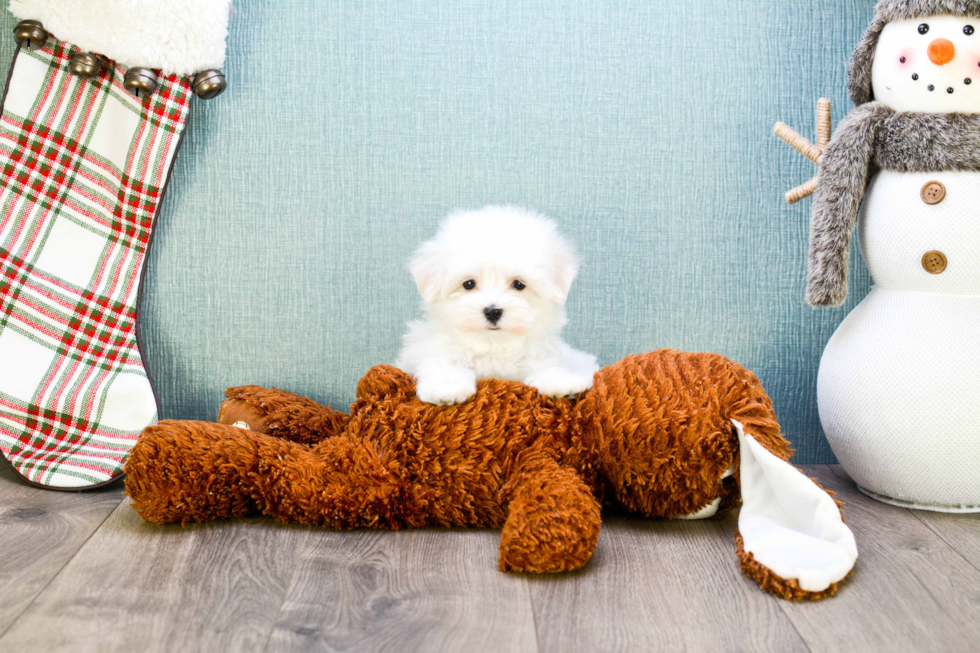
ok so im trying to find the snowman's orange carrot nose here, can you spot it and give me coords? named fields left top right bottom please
left=928, top=38, right=956, bottom=65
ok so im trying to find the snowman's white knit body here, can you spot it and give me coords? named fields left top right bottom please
left=816, top=12, right=980, bottom=512
left=819, top=169, right=980, bottom=511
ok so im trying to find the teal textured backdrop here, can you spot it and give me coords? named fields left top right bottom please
left=0, top=1, right=878, bottom=463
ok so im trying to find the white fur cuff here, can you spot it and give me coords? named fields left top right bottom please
left=9, top=0, right=233, bottom=75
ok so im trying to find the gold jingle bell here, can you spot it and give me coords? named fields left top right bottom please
left=124, top=67, right=158, bottom=99
left=13, top=20, right=47, bottom=51
left=68, top=52, right=103, bottom=78
left=191, top=69, right=227, bottom=100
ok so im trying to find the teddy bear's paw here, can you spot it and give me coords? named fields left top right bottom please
left=499, top=511, right=601, bottom=574
left=415, top=371, right=476, bottom=405
left=526, top=367, right=593, bottom=399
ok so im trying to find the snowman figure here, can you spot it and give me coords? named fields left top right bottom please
left=799, top=0, right=980, bottom=511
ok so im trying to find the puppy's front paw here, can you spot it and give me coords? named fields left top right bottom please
left=526, top=368, right=594, bottom=399
left=416, top=370, right=477, bottom=405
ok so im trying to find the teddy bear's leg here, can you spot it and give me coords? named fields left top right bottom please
left=127, top=421, right=415, bottom=530
left=126, top=420, right=267, bottom=525
left=251, top=434, right=416, bottom=530
left=732, top=420, right=858, bottom=600
left=498, top=456, right=602, bottom=573
left=217, top=386, right=350, bottom=444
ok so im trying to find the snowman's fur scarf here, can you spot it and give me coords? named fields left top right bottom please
left=8, top=0, right=233, bottom=75
left=808, top=104, right=980, bottom=306
left=850, top=0, right=980, bottom=105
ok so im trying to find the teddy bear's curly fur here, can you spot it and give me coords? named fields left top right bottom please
left=124, top=350, right=846, bottom=600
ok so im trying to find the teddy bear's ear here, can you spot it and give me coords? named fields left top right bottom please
left=408, top=240, right=448, bottom=303
left=733, top=420, right=858, bottom=594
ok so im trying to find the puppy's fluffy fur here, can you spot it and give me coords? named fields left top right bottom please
left=397, top=206, right=599, bottom=405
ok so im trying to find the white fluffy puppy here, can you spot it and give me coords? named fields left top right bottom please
left=397, top=206, right=599, bottom=405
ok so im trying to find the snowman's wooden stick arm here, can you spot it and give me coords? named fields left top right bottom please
left=774, top=99, right=833, bottom=203
left=816, top=98, right=832, bottom=149
left=786, top=177, right=819, bottom=205
left=774, top=123, right=822, bottom=165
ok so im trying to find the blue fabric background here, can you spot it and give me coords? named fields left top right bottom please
left=0, top=1, right=878, bottom=463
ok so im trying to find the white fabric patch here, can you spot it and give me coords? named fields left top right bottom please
left=33, top=218, right=105, bottom=288
left=98, top=373, right=156, bottom=431
left=734, top=420, right=858, bottom=593
left=3, top=48, right=47, bottom=119
left=85, top=96, right=141, bottom=174
left=0, top=329, right=56, bottom=402
left=677, top=497, right=721, bottom=520
left=9, top=0, right=233, bottom=75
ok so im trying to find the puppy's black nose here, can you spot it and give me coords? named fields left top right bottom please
left=484, top=306, right=504, bottom=325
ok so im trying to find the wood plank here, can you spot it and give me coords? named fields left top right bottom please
left=267, top=528, right=538, bottom=652
left=912, top=510, right=980, bottom=572
left=527, top=513, right=808, bottom=652
left=0, top=499, right=307, bottom=653
left=778, top=466, right=980, bottom=653
left=0, top=463, right=124, bottom=635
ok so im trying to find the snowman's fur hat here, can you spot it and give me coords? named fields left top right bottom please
left=850, top=0, right=980, bottom=105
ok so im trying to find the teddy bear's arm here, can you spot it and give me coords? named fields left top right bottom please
left=498, top=454, right=601, bottom=574
left=218, top=385, right=350, bottom=445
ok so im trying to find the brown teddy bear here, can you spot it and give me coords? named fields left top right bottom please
left=124, top=350, right=857, bottom=600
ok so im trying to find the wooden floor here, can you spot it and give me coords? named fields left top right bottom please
left=0, top=464, right=977, bottom=652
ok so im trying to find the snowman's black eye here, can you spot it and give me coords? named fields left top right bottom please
left=919, top=23, right=930, bottom=34
left=462, top=279, right=476, bottom=290
left=900, top=56, right=907, bottom=63
left=966, top=25, right=976, bottom=35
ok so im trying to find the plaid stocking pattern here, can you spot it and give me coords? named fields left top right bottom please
left=0, top=40, right=191, bottom=488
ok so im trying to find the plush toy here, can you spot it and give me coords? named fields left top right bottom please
left=125, top=350, right=858, bottom=600
left=778, top=0, right=980, bottom=512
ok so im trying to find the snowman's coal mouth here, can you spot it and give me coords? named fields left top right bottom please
left=912, top=74, right=974, bottom=94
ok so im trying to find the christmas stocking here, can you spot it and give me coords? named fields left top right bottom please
left=0, top=0, right=232, bottom=489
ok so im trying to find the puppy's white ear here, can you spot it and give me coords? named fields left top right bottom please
left=409, top=241, right=447, bottom=303
left=544, top=237, right=580, bottom=304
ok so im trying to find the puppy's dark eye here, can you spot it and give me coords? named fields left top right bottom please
left=462, top=279, right=476, bottom=290
left=919, top=23, right=930, bottom=34
left=966, top=25, right=976, bottom=35
left=512, top=280, right=526, bottom=291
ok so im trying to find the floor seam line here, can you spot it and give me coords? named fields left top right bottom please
left=909, top=510, right=980, bottom=574
left=261, top=528, right=307, bottom=653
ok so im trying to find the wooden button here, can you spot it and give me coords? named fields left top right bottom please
left=921, top=181, right=946, bottom=205
left=922, top=250, right=948, bottom=274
